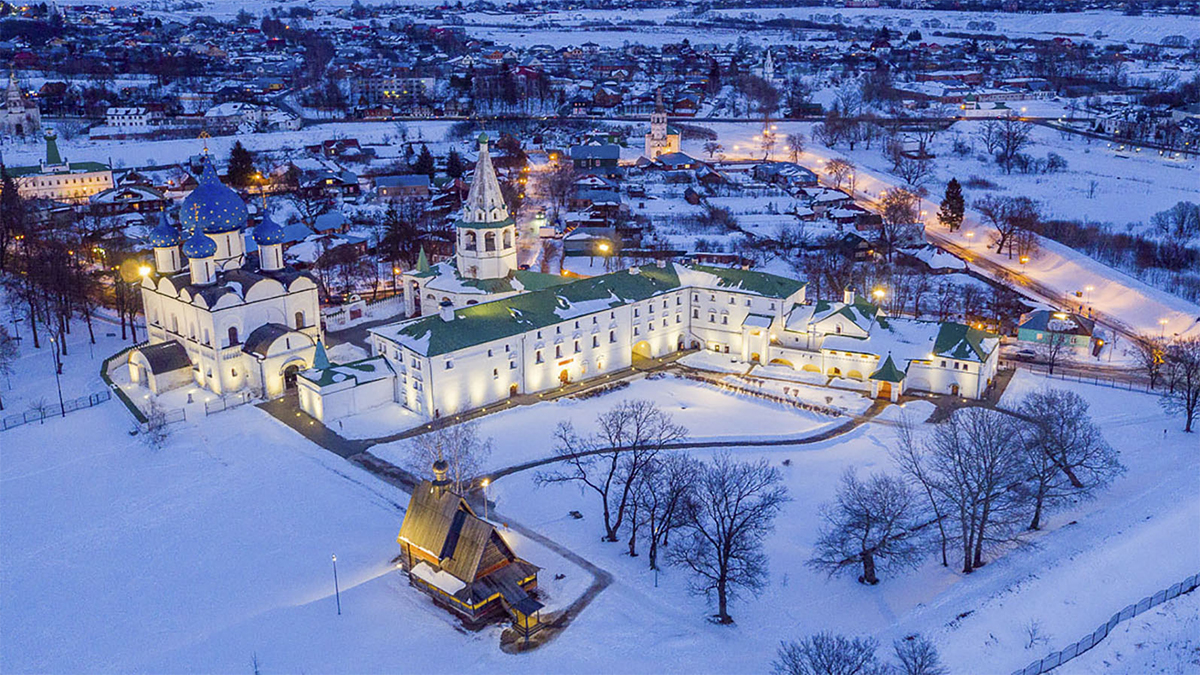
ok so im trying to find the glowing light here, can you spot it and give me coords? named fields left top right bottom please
left=138, top=265, right=152, bottom=277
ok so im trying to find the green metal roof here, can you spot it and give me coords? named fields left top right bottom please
left=687, top=264, right=806, bottom=298
left=7, top=161, right=109, bottom=177
left=382, top=263, right=806, bottom=357
left=869, top=354, right=906, bottom=382
left=933, top=322, right=999, bottom=362
left=299, top=355, right=393, bottom=387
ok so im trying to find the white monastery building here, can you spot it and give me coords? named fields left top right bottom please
left=10, top=130, right=115, bottom=203
left=2, top=70, right=40, bottom=137
left=129, top=159, right=322, bottom=399
left=297, top=139, right=999, bottom=424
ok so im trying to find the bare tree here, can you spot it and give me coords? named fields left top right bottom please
left=544, top=160, right=576, bottom=215
left=291, top=190, right=336, bottom=228
left=633, top=452, right=702, bottom=569
left=1017, top=389, right=1123, bottom=529
left=893, top=635, right=948, bottom=675
left=0, top=324, right=16, bottom=411
left=406, top=422, right=494, bottom=494
left=1161, top=337, right=1200, bottom=432
left=926, top=407, right=1025, bottom=573
left=808, top=469, right=923, bottom=585
left=703, top=141, right=724, bottom=160
left=893, top=156, right=936, bottom=189
left=669, top=452, right=788, bottom=624
left=1133, top=336, right=1166, bottom=389
left=975, top=195, right=1040, bottom=259
left=1039, top=331, right=1072, bottom=376
left=878, top=188, right=921, bottom=262
left=786, top=133, right=806, bottom=162
left=773, top=633, right=888, bottom=675
left=996, top=114, right=1033, bottom=174
left=825, top=159, right=855, bottom=191
left=144, top=400, right=172, bottom=450
left=538, top=400, right=688, bottom=542
left=975, top=119, right=1003, bottom=156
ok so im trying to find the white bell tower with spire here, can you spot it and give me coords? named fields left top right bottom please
left=455, top=133, right=517, bottom=280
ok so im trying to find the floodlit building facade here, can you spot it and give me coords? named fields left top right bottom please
left=130, top=161, right=322, bottom=399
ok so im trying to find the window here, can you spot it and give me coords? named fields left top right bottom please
left=649, top=304, right=655, bottom=313
left=709, top=294, right=715, bottom=301
left=722, top=316, right=729, bottom=325
left=941, top=360, right=947, bottom=367
left=445, top=360, right=454, bottom=370
left=634, top=308, right=640, bottom=317
left=770, top=302, right=776, bottom=310
left=228, top=326, right=239, bottom=346
left=692, top=293, right=698, bottom=302
left=510, top=360, right=517, bottom=370
left=505, top=344, right=510, bottom=353
left=592, top=316, right=598, bottom=325
left=728, top=297, right=734, bottom=305
left=592, top=336, right=599, bottom=348
left=574, top=340, right=581, bottom=353
left=648, top=323, right=654, bottom=332
left=555, top=345, right=563, bottom=358
left=493, top=368, right=499, bottom=379
left=484, top=232, right=496, bottom=251
left=295, top=311, right=305, bottom=329
left=574, top=321, right=580, bottom=329
left=610, top=311, right=615, bottom=319
left=634, top=327, right=640, bottom=336
left=709, top=314, right=715, bottom=323
left=536, top=350, right=543, bottom=364
left=663, top=300, right=668, bottom=309
left=609, top=331, right=616, bottom=343
left=231, top=368, right=237, bottom=377
left=662, top=319, right=668, bottom=328
left=692, top=309, right=699, bottom=319
left=556, top=326, right=562, bottom=335
left=676, top=296, right=681, bottom=306
left=675, top=315, right=681, bottom=324
left=487, top=349, right=493, bottom=357
left=537, top=330, right=542, bottom=339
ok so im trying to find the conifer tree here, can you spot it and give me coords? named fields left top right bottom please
left=226, top=141, right=256, bottom=188
left=937, top=178, right=964, bottom=231
left=413, top=144, right=435, bottom=179
left=446, top=147, right=464, bottom=179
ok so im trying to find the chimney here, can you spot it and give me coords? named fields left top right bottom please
left=439, top=299, right=454, bottom=322
left=844, top=286, right=856, bottom=305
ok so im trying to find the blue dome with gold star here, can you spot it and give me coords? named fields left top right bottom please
left=181, top=159, right=248, bottom=235
left=253, top=214, right=286, bottom=245
left=147, top=213, right=182, bottom=248
left=182, top=229, right=218, bottom=259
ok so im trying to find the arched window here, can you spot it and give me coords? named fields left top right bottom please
left=484, top=232, right=496, bottom=252
left=295, top=311, right=305, bottom=329
left=503, top=229, right=512, bottom=249
left=228, top=326, right=239, bottom=346
left=465, top=231, right=477, bottom=251
left=171, top=315, right=179, bottom=334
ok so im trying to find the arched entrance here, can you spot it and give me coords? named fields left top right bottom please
left=509, top=383, right=519, bottom=397
left=950, top=383, right=960, bottom=396
left=769, top=358, right=794, bottom=368
left=878, top=382, right=892, bottom=399
left=750, top=352, right=761, bottom=363
left=632, top=341, right=652, bottom=359
left=283, top=363, right=301, bottom=389
left=559, top=369, right=570, bottom=386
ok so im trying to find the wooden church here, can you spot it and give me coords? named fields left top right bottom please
left=397, top=456, right=542, bottom=637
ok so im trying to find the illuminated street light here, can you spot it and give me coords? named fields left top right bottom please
left=138, top=265, right=152, bottom=277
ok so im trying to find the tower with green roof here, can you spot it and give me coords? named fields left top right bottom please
left=455, top=133, right=518, bottom=280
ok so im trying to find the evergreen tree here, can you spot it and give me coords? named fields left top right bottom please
left=412, top=144, right=435, bottom=179
left=937, top=178, right=965, bottom=232
left=0, top=164, right=25, bottom=273
left=446, top=147, right=464, bottom=179
left=226, top=141, right=256, bottom=188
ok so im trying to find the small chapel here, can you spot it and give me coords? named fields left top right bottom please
left=2, top=71, right=41, bottom=138
left=397, top=456, right=542, bottom=637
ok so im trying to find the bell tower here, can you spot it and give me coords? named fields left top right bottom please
left=455, top=133, right=517, bottom=280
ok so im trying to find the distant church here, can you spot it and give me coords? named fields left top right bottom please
left=2, top=71, right=41, bottom=138
left=643, top=89, right=681, bottom=159
left=129, top=157, right=322, bottom=399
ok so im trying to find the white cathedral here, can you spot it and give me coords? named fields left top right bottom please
left=297, top=136, right=1001, bottom=426
left=128, top=158, right=322, bottom=399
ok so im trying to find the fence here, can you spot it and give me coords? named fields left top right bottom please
left=1011, top=571, right=1200, bottom=675
left=204, top=391, right=253, bottom=415
left=99, top=340, right=150, bottom=424
left=675, top=372, right=844, bottom=418
left=322, top=294, right=405, bottom=332
left=1, top=390, right=112, bottom=431
left=1023, top=365, right=1154, bottom=393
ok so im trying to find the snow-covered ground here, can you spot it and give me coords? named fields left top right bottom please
left=3, top=302, right=1197, bottom=675
left=1055, top=590, right=1200, bottom=675
left=687, top=122, right=1200, bottom=340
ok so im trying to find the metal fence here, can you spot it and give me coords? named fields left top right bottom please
left=204, top=391, right=252, bottom=416
left=675, top=372, right=844, bottom=418
left=1023, top=365, right=1154, bottom=393
left=2, top=390, right=112, bottom=431
left=1011, top=571, right=1200, bottom=675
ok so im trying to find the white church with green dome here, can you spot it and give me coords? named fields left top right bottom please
left=128, top=158, right=323, bottom=399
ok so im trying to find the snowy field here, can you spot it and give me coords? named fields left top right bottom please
left=371, top=375, right=845, bottom=473
left=3, top=308, right=1198, bottom=675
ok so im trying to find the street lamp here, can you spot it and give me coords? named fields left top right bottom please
left=481, top=478, right=490, bottom=521
left=392, top=266, right=400, bottom=291
left=871, top=288, right=886, bottom=303
left=138, top=264, right=152, bottom=278
left=48, top=335, right=65, bottom=417
left=1159, top=318, right=1169, bottom=338
left=331, top=554, right=341, bottom=616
